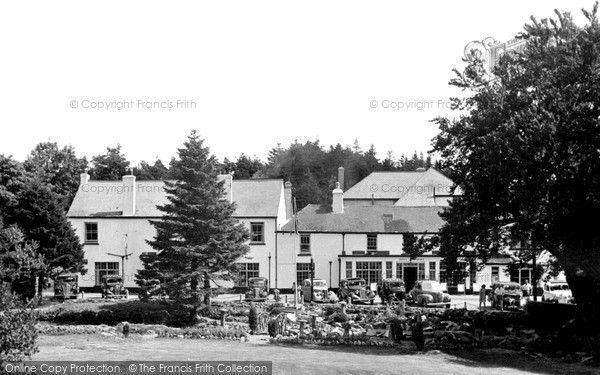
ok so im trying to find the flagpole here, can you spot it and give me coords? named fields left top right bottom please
left=293, top=197, right=298, bottom=312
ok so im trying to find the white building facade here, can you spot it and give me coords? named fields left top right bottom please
left=275, top=168, right=519, bottom=293
left=67, top=173, right=290, bottom=290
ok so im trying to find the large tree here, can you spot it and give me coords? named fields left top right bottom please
left=136, top=131, right=250, bottom=304
left=0, top=222, right=41, bottom=366
left=23, top=142, right=88, bottom=207
left=0, top=155, right=85, bottom=300
left=431, top=5, right=600, bottom=351
left=89, top=145, right=130, bottom=180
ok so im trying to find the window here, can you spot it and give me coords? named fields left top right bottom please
left=386, top=261, right=393, bottom=278
left=356, top=261, right=382, bottom=285
left=236, top=263, right=259, bottom=287
left=300, top=234, right=311, bottom=253
left=250, top=222, right=264, bottom=243
left=510, top=268, right=532, bottom=285
left=492, top=266, right=499, bottom=282
left=429, top=262, right=436, bottom=280
left=396, top=263, right=403, bottom=280
left=297, top=263, right=311, bottom=286
left=85, top=222, right=98, bottom=243
left=367, top=234, right=377, bottom=251
left=94, top=262, right=119, bottom=285
left=439, top=261, right=447, bottom=283
left=345, top=261, right=353, bottom=279
left=418, top=263, right=426, bottom=280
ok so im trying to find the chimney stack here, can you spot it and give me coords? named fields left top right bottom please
left=80, top=172, right=90, bottom=185
left=338, top=166, right=345, bottom=191
left=332, top=182, right=344, bottom=213
left=284, top=181, right=293, bottom=219
left=122, top=174, right=136, bottom=216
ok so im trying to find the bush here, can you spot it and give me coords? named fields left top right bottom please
left=1, top=287, right=38, bottom=365
left=199, top=306, right=221, bottom=320
left=330, top=312, right=348, bottom=323
left=267, top=303, right=285, bottom=316
left=37, top=301, right=195, bottom=327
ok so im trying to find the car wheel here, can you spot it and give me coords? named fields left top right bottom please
left=446, top=304, right=451, bottom=309
left=421, top=298, right=427, bottom=307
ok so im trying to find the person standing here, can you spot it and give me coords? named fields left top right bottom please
left=523, top=280, right=532, bottom=298
left=479, top=284, right=487, bottom=309
left=494, top=283, right=505, bottom=311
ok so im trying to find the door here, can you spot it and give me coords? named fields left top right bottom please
left=404, top=266, right=418, bottom=292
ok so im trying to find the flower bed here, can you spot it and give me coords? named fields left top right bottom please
left=36, top=322, right=250, bottom=341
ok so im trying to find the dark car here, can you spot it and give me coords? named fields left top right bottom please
left=488, top=281, right=522, bottom=309
left=245, top=277, right=269, bottom=302
left=379, top=278, right=406, bottom=304
left=54, top=273, right=79, bottom=300
left=338, top=278, right=376, bottom=304
left=101, top=275, right=129, bottom=299
left=409, top=280, right=451, bottom=308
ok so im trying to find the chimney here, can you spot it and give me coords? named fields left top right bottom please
left=80, top=172, right=90, bottom=185
left=122, top=174, right=136, bottom=216
left=338, top=166, right=345, bottom=191
left=284, top=181, right=293, bottom=219
left=332, top=182, right=344, bottom=213
left=225, top=174, right=233, bottom=202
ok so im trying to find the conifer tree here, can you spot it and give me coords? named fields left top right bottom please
left=137, top=131, right=250, bottom=303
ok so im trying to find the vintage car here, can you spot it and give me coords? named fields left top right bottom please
left=338, top=278, right=376, bottom=304
left=542, top=281, right=574, bottom=304
left=101, top=275, right=129, bottom=299
left=54, top=273, right=79, bottom=300
left=488, top=281, right=522, bottom=309
left=245, top=277, right=269, bottom=302
left=301, top=278, right=330, bottom=302
left=409, top=280, right=451, bottom=308
left=378, top=278, right=406, bottom=304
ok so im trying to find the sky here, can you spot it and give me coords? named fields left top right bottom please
left=0, top=1, right=594, bottom=165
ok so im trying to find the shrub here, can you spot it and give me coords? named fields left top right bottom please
left=330, top=312, right=348, bottom=323
left=199, top=306, right=221, bottom=320
left=1, top=286, right=38, bottom=365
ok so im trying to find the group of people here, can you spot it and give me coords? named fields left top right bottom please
left=478, top=280, right=533, bottom=310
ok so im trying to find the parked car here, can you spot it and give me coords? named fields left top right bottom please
left=488, top=281, right=522, bottom=309
left=542, top=281, right=574, bottom=304
left=245, top=277, right=269, bottom=302
left=301, top=278, right=330, bottom=302
left=409, top=280, right=451, bottom=308
left=378, top=278, right=406, bottom=304
left=338, top=278, right=376, bottom=304
left=54, top=273, right=79, bottom=300
left=101, top=275, right=129, bottom=299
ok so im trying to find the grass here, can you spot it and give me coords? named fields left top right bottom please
left=31, top=333, right=599, bottom=375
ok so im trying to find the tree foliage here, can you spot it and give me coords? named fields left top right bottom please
left=89, top=145, right=130, bottom=180
left=136, top=131, right=250, bottom=303
left=257, top=140, right=432, bottom=209
left=431, top=4, right=600, bottom=349
left=0, top=224, right=41, bottom=365
left=0, top=155, right=85, bottom=299
left=23, top=142, right=88, bottom=207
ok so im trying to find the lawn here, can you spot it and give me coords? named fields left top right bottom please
left=31, top=334, right=598, bottom=375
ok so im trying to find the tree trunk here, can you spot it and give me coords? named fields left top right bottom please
left=558, top=252, right=600, bottom=354
left=203, top=272, right=210, bottom=305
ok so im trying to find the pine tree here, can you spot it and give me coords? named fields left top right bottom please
left=137, top=131, right=250, bottom=304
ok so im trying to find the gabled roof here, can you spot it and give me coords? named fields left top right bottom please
left=232, top=179, right=283, bottom=217
left=344, top=168, right=462, bottom=204
left=67, top=180, right=168, bottom=217
left=280, top=204, right=444, bottom=233
left=67, top=177, right=284, bottom=218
